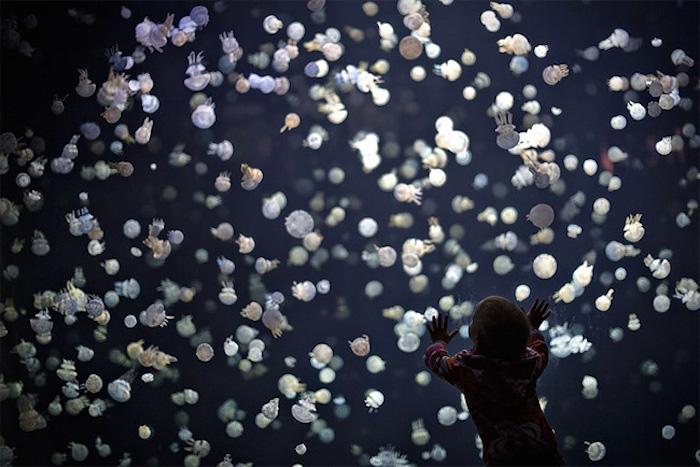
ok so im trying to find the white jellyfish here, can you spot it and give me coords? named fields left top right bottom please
left=191, top=98, right=216, bottom=129
left=515, top=284, right=531, bottom=302
left=532, top=254, right=557, bottom=279
left=292, top=281, right=317, bottom=302
left=595, top=289, right=614, bottom=312
left=598, top=28, right=629, bottom=50
left=364, top=389, right=385, bottom=412
left=585, top=441, right=606, bottom=461
left=623, top=214, right=645, bottom=242
left=643, top=254, right=671, bottom=279
left=285, top=210, right=315, bottom=238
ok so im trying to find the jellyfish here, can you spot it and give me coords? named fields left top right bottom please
left=292, top=281, right=317, bottom=302
left=240, top=163, right=263, bottom=190
left=604, top=241, right=641, bottom=262
left=437, top=406, right=458, bottom=426
left=192, top=98, right=216, bottom=129
left=280, top=113, right=301, bottom=133
left=291, top=394, right=318, bottom=423
left=184, top=51, right=210, bottom=90
left=393, top=183, right=422, bottom=205
left=643, top=255, right=671, bottom=279
left=285, top=210, right=315, bottom=238
left=195, top=343, right=214, bottom=362
left=262, top=305, right=285, bottom=338
left=542, top=64, right=569, bottom=85
left=623, top=214, right=645, bottom=242
left=349, top=334, right=371, bottom=357
left=218, top=282, right=238, bottom=305
left=497, top=33, right=531, bottom=55
left=492, top=111, right=519, bottom=150
left=411, top=418, right=431, bottom=446
left=532, top=253, right=557, bottom=279
left=527, top=203, right=555, bottom=229
left=585, top=441, right=606, bottom=461
left=107, top=369, right=135, bottom=403
left=572, top=261, right=594, bottom=287
left=142, top=301, right=173, bottom=327
left=134, top=117, right=153, bottom=144
left=364, top=389, right=385, bottom=412
left=598, top=28, right=629, bottom=50
left=595, top=289, right=615, bottom=311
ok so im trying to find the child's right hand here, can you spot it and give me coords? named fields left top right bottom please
left=524, top=298, right=551, bottom=330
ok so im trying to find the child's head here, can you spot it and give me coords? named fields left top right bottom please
left=469, top=296, right=530, bottom=360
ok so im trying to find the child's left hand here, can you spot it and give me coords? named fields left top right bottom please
left=427, top=313, right=458, bottom=344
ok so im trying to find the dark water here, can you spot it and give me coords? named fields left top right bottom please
left=0, top=1, right=698, bottom=466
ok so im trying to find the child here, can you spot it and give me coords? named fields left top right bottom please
left=424, top=296, right=565, bottom=466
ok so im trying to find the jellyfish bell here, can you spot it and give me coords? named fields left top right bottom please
left=527, top=203, right=555, bottom=229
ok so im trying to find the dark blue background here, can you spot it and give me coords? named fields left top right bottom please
left=1, top=1, right=698, bottom=466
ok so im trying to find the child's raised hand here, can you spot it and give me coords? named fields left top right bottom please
left=523, top=298, right=551, bottom=330
left=427, top=313, right=458, bottom=344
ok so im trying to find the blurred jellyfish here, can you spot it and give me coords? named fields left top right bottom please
left=527, top=203, right=555, bottom=229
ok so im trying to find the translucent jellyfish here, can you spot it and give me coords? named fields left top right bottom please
left=142, top=301, right=173, bottom=327
left=610, top=115, right=627, bottom=130
left=218, top=282, right=238, bottom=305
left=627, top=101, right=646, bottom=121
left=572, top=261, right=594, bottom=287
left=236, top=234, right=255, bottom=254
left=195, top=343, right=214, bottom=362
left=223, top=336, right=239, bottom=356
left=643, top=255, right=671, bottom=279
left=653, top=294, right=671, bottom=313
left=493, top=255, right=515, bottom=275
left=605, top=241, right=641, bottom=261
left=75, top=69, right=97, bottom=98
left=262, top=305, right=285, bottom=338
left=134, top=117, right=153, bottom=145
left=349, top=334, right=370, bottom=357
left=358, top=217, right=379, bottom=237
left=192, top=98, right=216, bottom=129
left=674, top=278, right=700, bottom=311
left=655, top=137, right=672, bottom=155
left=68, top=442, right=89, bottom=462
left=107, top=370, right=135, bottom=403
left=527, top=203, right=555, bottom=229
left=542, top=64, right=569, bottom=85
left=595, top=289, right=614, bottom=311
left=497, top=33, right=531, bottom=55
left=494, top=112, right=519, bottom=150
left=515, top=284, right=531, bottom=302
left=661, top=424, right=676, bottom=440
left=184, top=51, right=211, bottom=91
left=399, top=36, right=422, bottom=60
left=366, top=355, right=386, bottom=374
left=433, top=59, right=462, bottom=82
left=598, top=28, right=629, bottom=50
left=585, top=441, right=606, bottom=461
left=241, top=163, right=263, bottom=190
left=211, top=222, right=234, bottom=241
left=393, top=183, right=422, bottom=205
left=532, top=253, right=557, bottom=279
left=623, top=214, right=645, bottom=242
left=551, top=282, right=574, bottom=303
left=285, top=210, right=315, bottom=238
left=397, top=332, right=420, bottom=352
left=292, top=281, right=317, bottom=302
left=671, top=49, right=694, bottom=67
left=437, top=406, right=458, bottom=426
left=291, top=394, right=318, bottom=423
left=364, top=389, right=385, bottom=412
left=411, top=418, right=431, bottom=446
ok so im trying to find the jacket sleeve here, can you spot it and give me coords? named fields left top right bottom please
left=423, top=341, right=461, bottom=385
left=527, top=329, right=549, bottom=379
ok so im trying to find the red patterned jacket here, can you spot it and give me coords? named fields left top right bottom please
left=424, top=330, right=565, bottom=466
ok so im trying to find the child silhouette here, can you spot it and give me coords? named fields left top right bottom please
left=424, top=296, right=565, bottom=466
